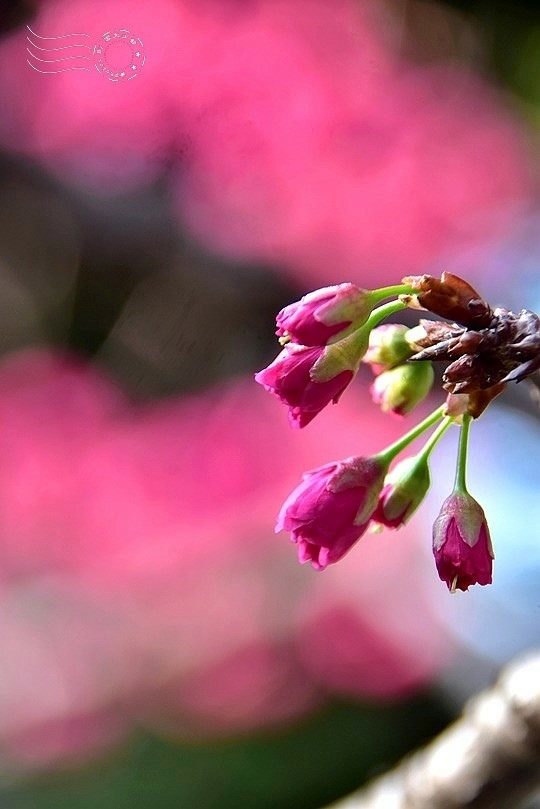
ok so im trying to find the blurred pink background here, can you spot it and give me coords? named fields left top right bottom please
left=0, top=0, right=538, bottom=781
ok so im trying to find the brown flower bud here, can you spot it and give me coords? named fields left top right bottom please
left=408, top=305, right=540, bottom=397
left=402, top=272, right=493, bottom=328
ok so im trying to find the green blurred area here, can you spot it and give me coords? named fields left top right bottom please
left=473, top=1, right=540, bottom=124
left=3, top=696, right=450, bottom=809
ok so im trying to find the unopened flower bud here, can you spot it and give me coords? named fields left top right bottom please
left=372, top=456, right=430, bottom=529
left=276, top=456, right=387, bottom=570
left=371, top=362, right=434, bottom=416
left=255, top=343, right=355, bottom=428
left=362, top=324, right=413, bottom=373
left=276, top=283, right=377, bottom=346
left=433, top=491, right=494, bottom=592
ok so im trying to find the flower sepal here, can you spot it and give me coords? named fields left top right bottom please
left=309, top=327, right=370, bottom=383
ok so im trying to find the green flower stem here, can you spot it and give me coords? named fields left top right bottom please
left=314, top=298, right=410, bottom=382
left=415, top=416, right=453, bottom=464
left=366, top=299, right=408, bottom=330
left=454, top=413, right=472, bottom=494
left=375, top=403, right=447, bottom=466
left=370, top=283, right=415, bottom=303
left=329, top=299, right=408, bottom=361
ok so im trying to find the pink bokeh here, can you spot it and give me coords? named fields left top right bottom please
left=0, top=0, right=534, bottom=775
left=0, top=347, right=452, bottom=768
left=0, top=0, right=534, bottom=284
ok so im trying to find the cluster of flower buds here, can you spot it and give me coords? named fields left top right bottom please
left=256, top=273, right=539, bottom=592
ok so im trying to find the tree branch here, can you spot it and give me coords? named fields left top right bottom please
left=325, top=650, right=540, bottom=809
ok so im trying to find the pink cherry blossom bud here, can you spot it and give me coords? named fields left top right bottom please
left=255, top=344, right=355, bottom=428
left=276, top=456, right=387, bottom=570
left=362, top=324, right=413, bottom=373
left=370, top=361, right=434, bottom=416
left=276, top=284, right=375, bottom=346
left=372, top=456, right=430, bottom=529
left=432, top=491, right=494, bottom=592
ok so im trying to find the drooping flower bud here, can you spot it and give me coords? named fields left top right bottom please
left=275, top=283, right=378, bottom=346
left=370, top=362, right=434, bottom=416
left=276, top=456, right=387, bottom=570
left=255, top=344, right=354, bottom=428
left=372, top=455, right=430, bottom=529
left=362, top=324, right=413, bottom=374
left=432, top=491, right=494, bottom=592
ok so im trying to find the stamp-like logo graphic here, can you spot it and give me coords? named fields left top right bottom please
left=26, top=25, right=146, bottom=82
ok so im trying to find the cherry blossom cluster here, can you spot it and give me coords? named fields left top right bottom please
left=256, top=273, right=540, bottom=592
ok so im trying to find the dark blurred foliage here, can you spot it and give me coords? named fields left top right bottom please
left=449, top=1, right=540, bottom=106
left=0, top=149, right=291, bottom=399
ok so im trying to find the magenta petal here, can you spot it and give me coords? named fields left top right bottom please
left=275, top=284, right=364, bottom=346
left=276, top=457, right=386, bottom=570
left=256, top=346, right=354, bottom=428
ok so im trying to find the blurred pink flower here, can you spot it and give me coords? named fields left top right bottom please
left=295, top=526, right=451, bottom=699
left=0, top=0, right=532, bottom=279
left=172, top=6, right=533, bottom=284
left=144, top=640, right=319, bottom=736
left=0, top=580, right=131, bottom=768
left=0, top=347, right=451, bottom=768
left=0, top=0, right=216, bottom=189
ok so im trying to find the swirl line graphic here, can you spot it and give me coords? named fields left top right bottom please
left=26, top=25, right=91, bottom=40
